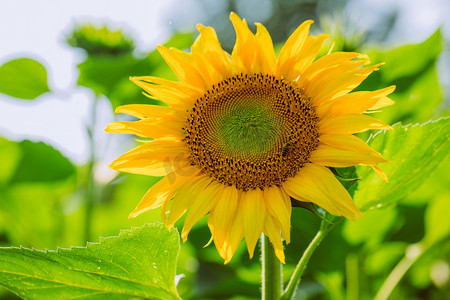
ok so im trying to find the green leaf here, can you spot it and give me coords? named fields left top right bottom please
left=0, top=137, right=20, bottom=184
left=0, top=58, right=50, bottom=99
left=76, top=32, right=194, bottom=108
left=77, top=54, right=168, bottom=107
left=375, top=29, right=442, bottom=83
left=424, top=194, right=450, bottom=246
left=358, top=30, right=443, bottom=125
left=342, top=207, right=397, bottom=247
left=350, top=117, right=450, bottom=211
left=0, top=182, right=77, bottom=249
left=363, top=242, right=407, bottom=275
left=163, top=32, right=195, bottom=50
left=10, top=140, right=76, bottom=183
left=0, top=223, right=181, bottom=300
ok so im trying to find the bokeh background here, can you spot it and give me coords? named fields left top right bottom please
left=0, top=0, right=449, bottom=299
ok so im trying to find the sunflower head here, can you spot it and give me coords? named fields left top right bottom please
left=106, top=12, right=394, bottom=264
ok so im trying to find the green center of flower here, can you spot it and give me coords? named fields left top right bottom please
left=183, top=73, right=319, bottom=191
left=218, top=104, right=280, bottom=157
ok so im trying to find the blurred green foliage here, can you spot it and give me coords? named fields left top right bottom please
left=67, top=23, right=135, bottom=56
left=0, top=58, right=49, bottom=100
left=76, top=31, right=193, bottom=107
left=0, top=14, right=449, bottom=300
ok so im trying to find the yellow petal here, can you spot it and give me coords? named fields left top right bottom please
left=282, top=34, right=330, bottom=82
left=207, top=186, right=239, bottom=247
left=319, top=114, right=392, bottom=134
left=192, top=24, right=233, bottom=82
left=283, top=163, right=362, bottom=220
left=209, top=203, right=244, bottom=264
left=372, top=165, right=389, bottom=183
left=230, top=12, right=258, bottom=73
left=111, top=139, right=185, bottom=160
left=317, top=86, right=396, bottom=118
left=263, top=186, right=291, bottom=244
left=157, top=45, right=207, bottom=92
left=319, top=134, right=382, bottom=155
left=240, top=188, right=266, bottom=258
left=114, top=104, right=184, bottom=119
left=264, top=216, right=286, bottom=264
left=105, top=120, right=183, bottom=139
left=128, top=170, right=195, bottom=218
left=159, top=167, right=203, bottom=224
left=310, top=143, right=387, bottom=167
left=276, top=20, right=314, bottom=78
left=226, top=204, right=244, bottom=264
left=309, top=63, right=383, bottom=106
left=181, top=180, right=224, bottom=241
left=108, top=140, right=188, bottom=176
left=130, top=76, right=198, bottom=107
left=255, top=23, right=277, bottom=74
left=299, top=52, right=367, bottom=86
left=167, top=175, right=211, bottom=229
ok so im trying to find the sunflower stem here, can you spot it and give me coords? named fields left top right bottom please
left=279, top=219, right=337, bottom=300
left=261, top=234, right=282, bottom=300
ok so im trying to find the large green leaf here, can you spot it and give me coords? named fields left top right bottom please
left=348, top=117, right=450, bottom=211
left=0, top=223, right=181, bottom=299
left=0, top=58, right=50, bottom=99
left=375, top=29, right=442, bottom=82
left=359, top=29, right=443, bottom=125
left=10, top=140, right=76, bottom=183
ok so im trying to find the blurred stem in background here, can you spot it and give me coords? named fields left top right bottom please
left=345, top=252, right=360, bottom=300
left=374, top=243, right=424, bottom=300
left=84, top=96, right=99, bottom=242
left=67, top=23, right=137, bottom=243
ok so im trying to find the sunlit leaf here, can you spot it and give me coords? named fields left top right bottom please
left=424, top=194, right=450, bottom=246
left=349, top=117, right=450, bottom=211
left=0, top=223, right=181, bottom=300
left=363, top=242, right=407, bottom=275
left=0, top=182, right=76, bottom=249
left=359, top=29, right=443, bottom=124
left=376, top=29, right=442, bottom=82
left=342, top=207, right=397, bottom=247
left=10, top=140, right=76, bottom=183
left=0, top=58, right=50, bottom=99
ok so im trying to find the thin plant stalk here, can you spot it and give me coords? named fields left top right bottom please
left=280, top=218, right=338, bottom=300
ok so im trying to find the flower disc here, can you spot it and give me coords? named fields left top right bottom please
left=184, top=73, right=319, bottom=191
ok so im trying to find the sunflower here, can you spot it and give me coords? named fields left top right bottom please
left=106, top=12, right=394, bottom=264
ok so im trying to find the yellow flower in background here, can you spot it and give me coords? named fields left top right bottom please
left=106, top=12, right=394, bottom=264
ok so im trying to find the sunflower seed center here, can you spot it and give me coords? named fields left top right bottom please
left=183, top=73, right=319, bottom=191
